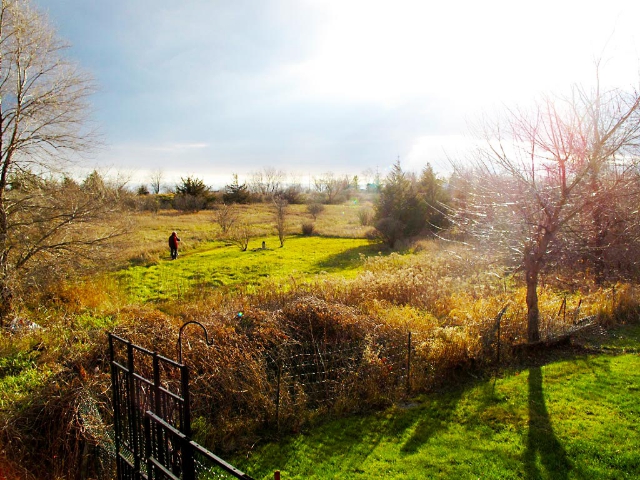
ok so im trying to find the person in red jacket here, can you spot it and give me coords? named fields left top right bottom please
left=169, top=231, right=181, bottom=259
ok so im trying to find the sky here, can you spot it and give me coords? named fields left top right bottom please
left=36, top=0, right=640, bottom=189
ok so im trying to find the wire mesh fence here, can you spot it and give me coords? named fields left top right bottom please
left=259, top=332, right=418, bottom=430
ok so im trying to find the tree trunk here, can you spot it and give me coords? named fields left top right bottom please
left=592, top=203, right=607, bottom=285
left=0, top=277, right=12, bottom=327
left=525, top=253, right=542, bottom=343
left=524, top=228, right=554, bottom=344
left=0, top=203, right=11, bottom=327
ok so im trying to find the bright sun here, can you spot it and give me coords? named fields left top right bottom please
left=287, top=0, right=640, bottom=109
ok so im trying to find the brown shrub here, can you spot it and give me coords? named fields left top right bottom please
left=301, top=222, right=315, bottom=235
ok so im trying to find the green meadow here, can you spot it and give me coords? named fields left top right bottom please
left=116, top=235, right=380, bottom=301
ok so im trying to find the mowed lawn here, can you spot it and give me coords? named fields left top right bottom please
left=238, top=325, right=640, bottom=480
left=116, top=235, right=381, bottom=301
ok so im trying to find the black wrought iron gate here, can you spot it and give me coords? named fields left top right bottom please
left=109, top=333, right=254, bottom=480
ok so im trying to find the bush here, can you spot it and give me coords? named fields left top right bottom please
left=225, top=223, right=252, bottom=251
left=157, top=193, right=175, bottom=209
left=307, top=202, right=325, bottom=220
left=374, top=217, right=405, bottom=248
left=301, top=222, right=315, bottom=235
left=358, top=207, right=374, bottom=226
left=174, top=193, right=207, bottom=212
left=213, top=204, right=238, bottom=234
left=137, top=195, right=159, bottom=212
left=282, top=184, right=304, bottom=204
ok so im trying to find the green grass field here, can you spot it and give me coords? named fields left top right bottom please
left=238, top=325, right=640, bottom=479
left=116, top=235, right=381, bottom=301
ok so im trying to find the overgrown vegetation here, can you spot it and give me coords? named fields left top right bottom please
left=2, top=204, right=639, bottom=478
left=374, top=161, right=449, bottom=247
left=1, top=3, right=640, bottom=479
left=0, top=1, right=125, bottom=325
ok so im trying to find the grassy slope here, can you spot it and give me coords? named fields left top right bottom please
left=116, top=235, right=381, bottom=302
left=125, top=202, right=373, bottom=258
left=239, top=325, right=640, bottom=479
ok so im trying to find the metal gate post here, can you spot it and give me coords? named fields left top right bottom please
left=109, top=335, right=123, bottom=480
left=127, top=340, right=142, bottom=479
left=182, top=365, right=196, bottom=480
left=151, top=352, right=163, bottom=477
left=109, top=331, right=254, bottom=480
left=144, top=414, right=153, bottom=480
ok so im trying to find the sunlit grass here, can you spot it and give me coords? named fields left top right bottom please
left=119, top=201, right=374, bottom=267
left=239, top=324, right=640, bottom=480
left=0, top=347, right=58, bottom=410
left=115, top=235, right=381, bottom=302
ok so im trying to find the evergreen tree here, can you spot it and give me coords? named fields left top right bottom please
left=223, top=174, right=250, bottom=204
left=174, top=176, right=210, bottom=212
left=176, top=176, right=209, bottom=196
left=417, top=163, right=449, bottom=234
left=374, top=160, right=427, bottom=247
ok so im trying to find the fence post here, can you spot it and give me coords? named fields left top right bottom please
left=494, top=305, right=508, bottom=366
left=496, top=314, right=501, bottom=366
left=406, top=331, right=412, bottom=396
left=557, top=296, right=567, bottom=323
left=108, top=335, right=123, bottom=480
left=144, top=413, right=153, bottom=480
left=573, top=299, right=582, bottom=323
left=276, top=357, right=282, bottom=432
left=274, top=471, right=281, bottom=480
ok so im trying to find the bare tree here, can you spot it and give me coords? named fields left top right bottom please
left=150, top=169, right=164, bottom=194
left=225, top=223, right=251, bottom=251
left=306, top=202, right=324, bottom=220
left=0, top=1, right=120, bottom=322
left=213, top=203, right=238, bottom=234
left=455, top=80, right=640, bottom=343
left=249, top=166, right=285, bottom=199
left=313, top=172, right=349, bottom=204
left=558, top=164, right=640, bottom=282
left=273, top=195, right=288, bottom=247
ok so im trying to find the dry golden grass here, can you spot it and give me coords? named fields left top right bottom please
left=117, top=200, right=374, bottom=267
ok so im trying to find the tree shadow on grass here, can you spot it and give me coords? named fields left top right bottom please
left=313, top=243, right=388, bottom=271
left=524, top=367, right=571, bottom=480
left=246, top=385, right=467, bottom=478
left=400, top=385, right=467, bottom=454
